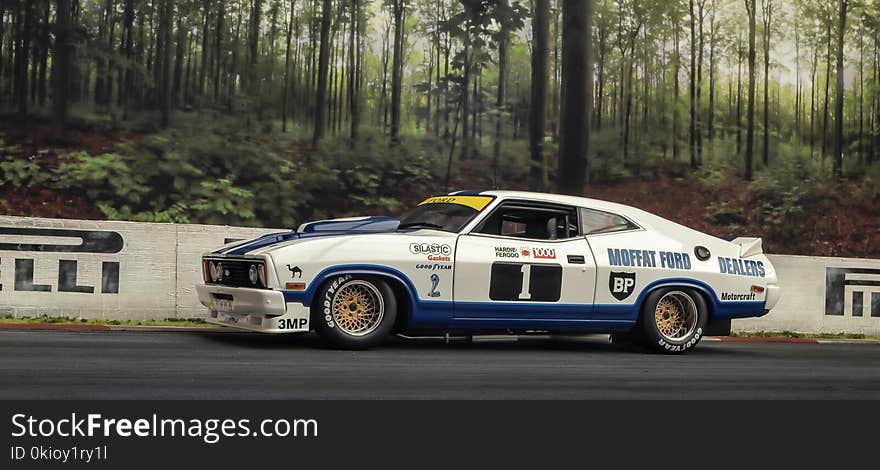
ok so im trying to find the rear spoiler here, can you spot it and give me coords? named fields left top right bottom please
left=730, top=237, right=763, bottom=258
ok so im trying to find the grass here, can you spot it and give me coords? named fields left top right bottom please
left=730, top=331, right=880, bottom=340
left=0, top=315, right=212, bottom=328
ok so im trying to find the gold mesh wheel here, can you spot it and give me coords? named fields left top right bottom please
left=654, top=291, right=698, bottom=342
left=331, top=280, right=385, bottom=337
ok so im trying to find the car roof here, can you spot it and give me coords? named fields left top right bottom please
left=451, top=189, right=717, bottom=242
left=453, top=189, right=643, bottom=217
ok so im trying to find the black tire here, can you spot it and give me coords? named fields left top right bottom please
left=639, top=287, right=708, bottom=354
left=312, top=275, right=398, bottom=350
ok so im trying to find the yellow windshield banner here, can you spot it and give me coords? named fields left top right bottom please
left=418, top=195, right=494, bottom=211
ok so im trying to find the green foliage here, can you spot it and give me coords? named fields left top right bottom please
left=191, top=179, right=256, bottom=223
left=27, top=112, right=443, bottom=228
left=57, top=151, right=149, bottom=204
left=748, top=176, right=812, bottom=242
left=0, top=159, right=50, bottom=187
left=705, top=201, right=746, bottom=228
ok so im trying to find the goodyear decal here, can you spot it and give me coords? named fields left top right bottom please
left=418, top=195, right=494, bottom=211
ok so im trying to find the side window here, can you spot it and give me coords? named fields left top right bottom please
left=476, top=203, right=579, bottom=240
left=580, top=208, right=639, bottom=235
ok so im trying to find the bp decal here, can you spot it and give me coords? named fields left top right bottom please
left=609, top=271, right=636, bottom=301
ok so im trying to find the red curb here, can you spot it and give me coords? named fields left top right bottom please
left=714, top=336, right=819, bottom=344
left=0, top=323, right=111, bottom=332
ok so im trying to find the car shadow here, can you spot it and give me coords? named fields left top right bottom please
left=189, top=330, right=751, bottom=355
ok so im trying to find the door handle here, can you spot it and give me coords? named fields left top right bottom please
left=567, top=255, right=585, bottom=264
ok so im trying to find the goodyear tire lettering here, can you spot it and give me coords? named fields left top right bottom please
left=322, top=275, right=352, bottom=329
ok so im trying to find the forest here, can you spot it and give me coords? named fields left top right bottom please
left=0, top=0, right=878, bottom=257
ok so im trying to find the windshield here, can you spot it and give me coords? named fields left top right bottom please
left=398, top=196, right=494, bottom=233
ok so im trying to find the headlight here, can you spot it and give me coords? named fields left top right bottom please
left=209, top=262, right=223, bottom=282
left=258, top=264, right=267, bottom=287
left=248, top=264, right=259, bottom=286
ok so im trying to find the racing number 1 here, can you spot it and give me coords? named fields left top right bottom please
left=518, top=264, right=532, bottom=299
left=489, top=262, right=562, bottom=302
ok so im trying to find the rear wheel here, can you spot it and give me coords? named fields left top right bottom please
left=639, top=288, right=707, bottom=354
left=313, top=275, right=397, bottom=350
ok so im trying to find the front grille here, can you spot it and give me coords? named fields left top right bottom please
left=203, top=258, right=268, bottom=289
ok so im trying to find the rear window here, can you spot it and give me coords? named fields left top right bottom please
left=580, top=208, right=639, bottom=235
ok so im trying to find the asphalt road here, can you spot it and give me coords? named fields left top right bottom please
left=0, top=329, right=879, bottom=399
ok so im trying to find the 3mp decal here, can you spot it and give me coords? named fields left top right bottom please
left=609, top=271, right=636, bottom=301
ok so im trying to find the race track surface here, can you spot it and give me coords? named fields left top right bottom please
left=1, top=330, right=879, bottom=399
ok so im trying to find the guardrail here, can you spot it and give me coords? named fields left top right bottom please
left=0, top=215, right=877, bottom=334
left=0, top=215, right=274, bottom=320
left=738, top=254, right=880, bottom=335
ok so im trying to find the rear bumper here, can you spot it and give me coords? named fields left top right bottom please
left=195, top=284, right=310, bottom=333
left=764, top=283, right=782, bottom=310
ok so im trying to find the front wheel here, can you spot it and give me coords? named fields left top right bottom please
left=313, top=275, right=398, bottom=350
left=639, top=288, right=708, bottom=354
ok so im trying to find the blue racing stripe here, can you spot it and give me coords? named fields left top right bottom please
left=279, top=266, right=766, bottom=330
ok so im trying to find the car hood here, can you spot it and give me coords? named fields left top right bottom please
left=211, top=216, right=414, bottom=256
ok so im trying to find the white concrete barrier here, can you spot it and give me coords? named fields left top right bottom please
left=0, top=216, right=275, bottom=320
left=1, top=215, right=878, bottom=334
left=733, top=254, right=880, bottom=335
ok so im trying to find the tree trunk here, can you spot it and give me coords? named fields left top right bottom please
left=434, top=0, right=441, bottom=135
left=94, top=0, right=112, bottom=107
left=696, top=0, right=704, bottom=165
left=121, top=0, right=134, bottom=118
left=282, top=0, right=295, bottom=132
left=708, top=1, right=716, bottom=141
left=673, top=16, right=680, bottom=160
left=173, top=15, right=186, bottom=107
left=596, top=24, right=606, bottom=130
left=159, top=0, right=173, bottom=127
left=833, top=0, right=847, bottom=179
left=821, top=21, right=831, bottom=163
left=492, top=21, right=508, bottom=187
left=688, top=0, right=696, bottom=169
left=390, top=0, right=405, bottom=144
left=312, top=0, right=331, bottom=143
left=794, top=18, right=800, bottom=140
left=744, top=0, right=756, bottom=180
left=529, top=0, right=549, bottom=191
left=857, top=19, right=864, bottom=165
left=761, top=0, right=772, bottom=166
left=349, top=0, right=360, bottom=144
left=248, top=0, right=263, bottom=96
left=461, top=26, right=470, bottom=160
left=52, top=0, right=73, bottom=139
left=37, top=0, right=50, bottom=107
left=810, top=32, right=817, bottom=159
left=557, top=0, right=591, bottom=196
left=199, top=0, right=210, bottom=98
left=380, top=16, right=390, bottom=131
left=214, top=0, right=225, bottom=101
left=736, top=32, right=743, bottom=155
left=15, top=0, right=34, bottom=116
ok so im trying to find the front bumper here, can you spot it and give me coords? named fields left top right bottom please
left=195, top=284, right=310, bottom=333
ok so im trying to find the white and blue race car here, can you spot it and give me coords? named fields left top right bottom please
left=196, top=190, right=781, bottom=353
